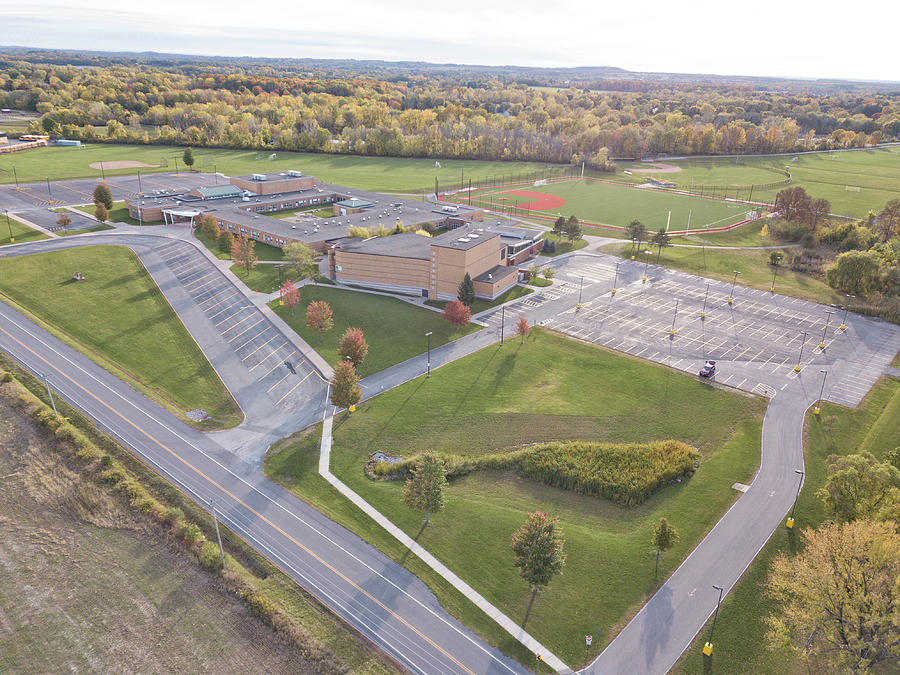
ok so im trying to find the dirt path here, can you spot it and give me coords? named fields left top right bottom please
left=0, top=398, right=313, bottom=675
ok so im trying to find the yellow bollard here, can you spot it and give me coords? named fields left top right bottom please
left=727, top=297, right=733, bottom=304
left=703, top=642, right=714, bottom=656
left=785, top=517, right=794, bottom=529
left=700, top=312, right=706, bottom=318
left=611, top=288, right=616, bottom=295
left=669, top=329, right=675, bottom=336
left=813, top=407, right=820, bottom=415
left=348, top=404, right=356, bottom=413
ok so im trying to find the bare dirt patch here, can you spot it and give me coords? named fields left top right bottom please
left=88, top=160, right=155, bottom=170
left=630, top=163, right=683, bottom=174
left=0, top=399, right=313, bottom=674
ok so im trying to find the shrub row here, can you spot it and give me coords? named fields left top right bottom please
left=0, top=365, right=352, bottom=674
left=375, top=440, right=699, bottom=505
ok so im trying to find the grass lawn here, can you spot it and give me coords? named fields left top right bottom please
left=270, top=205, right=335, bottom=219
left=58, top=223, right=115, bottom=236
left=0, top=143, right=563, bottom=193
left=668, top=220, right=777, bottom=247
left=541, top=233, right=589, bottom=256
left=604, top=241, right=846, bottom=306
left=266, top=329, right=766, bottom=667
left=73, top=200, right=153, bottom=226
left=1, top=215, right=49, bottom=246
left=425, top=284, right=534, bottom=315
left=0, top=246, right=241, bottom=428
left=229, top=263, right=297, bottom=293
left=273, top=285, right=480, bottom=377
left=193, top=229, right=285, bottom=261
left=676, top=376, right=900, bottom=673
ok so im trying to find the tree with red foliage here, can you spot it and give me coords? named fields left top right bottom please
left=441, top=299, right=471, bottom=327
left=232, top=234, right=258, bottom=276
left=330, top=359, right=361, bottom=413
left=305, top=300, right=334, bottom=343
left=338, top=327, right=368, bottom=368
left=280, top=281, right=299, bottom=317
left=516, top=316, right=530, bottom=343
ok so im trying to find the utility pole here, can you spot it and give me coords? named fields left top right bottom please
left=770, top=254, right=781, bottom=293
left=209, top=500, right=227, bottom=570
left=99, top=161, right=105, bottom=181
left=12, top=164, right=19, bottom=189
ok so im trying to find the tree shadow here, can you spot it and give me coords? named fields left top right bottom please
left=399, top=521, right=428, bottom=566
left=363, top=378, right=426, bottom=453
left=703, top=652, right=713, bottom=674
left=451, top=346, right=501, bottom=415
left=521, top=587, right=538, bottom=628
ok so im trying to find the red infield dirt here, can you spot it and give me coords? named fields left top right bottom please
left=502, top=189, right=566, bottom=211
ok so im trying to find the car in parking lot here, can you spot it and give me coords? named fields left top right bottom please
left=699, top=360, right=716, bottom=378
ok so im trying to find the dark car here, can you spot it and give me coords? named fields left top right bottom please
left=699, top=360, right=716, bottom=378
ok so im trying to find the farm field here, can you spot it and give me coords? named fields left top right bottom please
left=266, top=329, right=766, bottom=666
left=459, top=178, right=753, bottom=232
left=272, top=285, right=480, bottom=377
left=0, top=246, right=241, bottom=428
left=677, top=377, right=900, bottom=674
left=0, top=143, right=564, bottom=193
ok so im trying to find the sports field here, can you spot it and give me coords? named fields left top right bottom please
left=458, top=178, right=753, bottom=232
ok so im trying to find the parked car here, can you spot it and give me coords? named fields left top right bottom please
left=699, top=360, right=717, bottom=378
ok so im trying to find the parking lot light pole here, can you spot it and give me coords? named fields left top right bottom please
left=42, top=374, right=60, bottom=422
left=669, top=298, right=679, bottom=336
left=786, top=469, right=805, bottom=528
left=795, top=331, right=808, bottom=372
left=770, top=255, right=781, bottom=292
left=839, top=305, right=850, bottom=331
left=727, top=270, right=740, bottom=304
left=630, top=237, right=636, bottom=260
left=12, top=164, right=19, bottom=190
left=703, top=585, right=725, bottom=656
left=425, top=331, right=432, bottom=378
left=814, top=370, right=827, bottom=415
left=611, top=260, right=620, bottom=295
left=642, top=257, right=649, bottom=283
left=819, top=309, right=834, bottom=350
left=500, top=305, right=506, bottom=345
left=701, top=282, right=710, bottom=318
left=3, top=208, right=13, bottom=243
left=45, top=176, right=53, bottom=204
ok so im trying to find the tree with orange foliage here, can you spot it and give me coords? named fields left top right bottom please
left=280, top=281, right=299, bottom=317
left=441, top=299, right=471, bottom=327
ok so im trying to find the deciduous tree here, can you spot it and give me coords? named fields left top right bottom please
left=809, top=197, right=831, bottom=227
left=305, top=300, right=334, bottom=343
left=877, top=199, right=900, bottom=241
left=338, top=327, right=368, bottom=368
left=94, top=202, right=108, bottom=224
left=774, top=186, right=812, bottom=224
left=56, top=212, right=71, bottom=232
left=510, top=511, right=566, bottom=593
left=817, top=452, right=900, bottom=523
left=402, top=452, right=447, bottom=524
left=198, top=213, right=218, bottom=240
left=516, top=316, right=530, bottom=343
left=232, top=234, right=258, bottom=277
left=182, top=146, right=195, bottom=169
left=766, top=520, right=900, bottom=671
left=552, top=216, right=566, bottom=238
left=652, top=518, right=679, bottom=581
left=280, top=281, right=299, bottom=317
left=284, top=241, right=317, bottom=288
left=651, top=228, right=671, bottom=263
left=457, top=272, right=476, bottom=306
left=92, top=182, right=113, bottom=210
left=825, top=250, right=882, bottom=295
left=217, top=229, right=233, bottom=255
left=564, top=215, right=582, bottom=243
left=442, top=299, right=471, bottom=326
left=541, top=266, right=555, bottom=281
left=330, top=359, right=361, bottom=412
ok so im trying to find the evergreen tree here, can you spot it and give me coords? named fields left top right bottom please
left=457, top=272, right=476, bottom=306
left=92, top=183, right=113, bottom=210
left=183, top=146, right=195, bottom=168
left=402, top=453, right=447, bottom=524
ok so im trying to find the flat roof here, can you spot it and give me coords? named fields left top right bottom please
left=197, top=185, right=243, bottom=199
left=233, top=171, right=306, bottom=182
left=431, top=226, right=499, bottom=251
left=336, top=232, right=432, bottom=259
left=474, top=264, right=518, bottom=283
left=336, top=198, right=373, bottom=208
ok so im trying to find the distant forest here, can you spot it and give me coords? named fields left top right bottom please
left=2, top=48, right=899, bottom=166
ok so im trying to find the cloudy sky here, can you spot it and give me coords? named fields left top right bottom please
left=6, top=1, right=900, bottom=82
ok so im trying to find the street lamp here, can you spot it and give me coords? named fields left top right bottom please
left=425, top=331, right=432, bottom=378
left=700, top=282, right=710, bottom=319
left=642, top=256, right=649, bottom=283
left=577, top=275, right=584, bottom=309
left=703, top=584, right=725, bottom=656
left=611, top=260, right=620, bottom=296
left=814, top=370, right=827, bottom=415
left=819, top=309, right=834, bottom=350
left=500, top=305, right=506, bottom=345
left=727, top=270, right=740, bottom=304
left=786, top=469, right=805, bottom=529
left=839, top=305, right=850, bottom=331
left=3, top=208, right=13, bottom=243
left=770, top=255, right=782, bottom=293
left=794, top=331, right=808, bottom=372
left=669, top=298, right=679, bottom=336
left=45, top=176, right=53, bottom=204
left=630, top=237, right=636, bottom=260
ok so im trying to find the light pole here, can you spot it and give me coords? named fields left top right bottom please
left=700, top=282, right=710, bottom=318
left=794, top=331, right=808, bottom=372
left=577, top=275, right=584, bottom=309
left=3, top=208, right=13, bottom=243
left=12, top=164, right=19, bottom=190
left=42, top=373, right=60, bottom=422
left=209, top=500, right=227, bottom=570
left=630, top=237, right=636, bottom=260
left=425, top=331, right=432, bottom=378
left=814, top=370, right=827, bottom=414
left=819, top=309, right=834, bottom=350
left=214, top=163, right=218, bottom=185
left=137, top=167, right=142, bottom=194
left=45, top=176, right=53, bottom=204
left=770, top=255, right=781, bottom=293
left=703, top=584, right=725, bottom=656
left=611, top=260, right=620, bottom=295
left=786, top=469, right=804, bottom=529
left=642, top=257, right=649, bottom=283
left=500, top=305, right=506, bottom=345
left=727, top=270, right=740, bottom=304
left=840, top=295, right=855, bottom=330
left=669, top=298, right=679, bottom=336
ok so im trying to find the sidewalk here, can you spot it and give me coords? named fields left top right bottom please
left=317, top=412, right=572, bottom=674
left=7, top=212, right=59, bottom=239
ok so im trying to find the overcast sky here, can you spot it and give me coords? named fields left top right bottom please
left=6, top=1, right=900, bottom=82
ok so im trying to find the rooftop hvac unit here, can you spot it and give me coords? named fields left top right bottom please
left=287, top=170, right=303, bottom=177
left=252, top=173, right=267, bottom=181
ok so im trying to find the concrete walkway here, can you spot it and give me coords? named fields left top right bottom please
left=7, top=211, right=59, bottom=238
left=317, top=409, right=573, bottom=674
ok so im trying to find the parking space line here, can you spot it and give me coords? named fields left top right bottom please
left=758, top=353, right=775, bottom=369
left=275, top=371, right=315, bottom=406
left=242, top=334, right=280, bottom=362
left=634, top=348, right=647, bottom=357
left=249, top=342, right=290, bottom=370
left=228, top=319, right=266, bottom=344
left=200, top=289, right=237, bottom=308
left=211, top=302, right=248, bottom=322
left=266, top=370, right=293, bottom=393
left=221, top=312, right=257, bottom=333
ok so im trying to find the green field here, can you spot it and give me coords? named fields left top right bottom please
left=0, top=246, right=241, bottom=428
left=74, top=200, right=148, bottom=226
left=668, top=220, right=775, bottom=247
left=193, top=229, right=285, bottom=261
left=677, top=376, right=900, bottom=673
left=614, top=147, right=900, bottom=217
left=470, top=179, right=753, bottom=232
left=0, top=143, right=563, bottom=193
left=1, top=214, right=49, bottom=246
left=267, top=329, right=766, bottom=666
left=605, top=242, right=846, bottom=306
left=272, top=286, right=480, bottom=377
